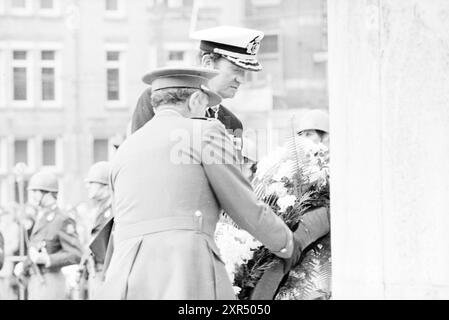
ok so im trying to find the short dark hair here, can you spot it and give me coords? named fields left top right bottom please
left=151, top=88, right=198, bottom=108
left=315, top=130, right=327, bottom=139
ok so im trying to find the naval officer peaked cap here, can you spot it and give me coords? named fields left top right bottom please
left=190, top=25, right=265, bottom=72
left=142, top=67, right=222, bottom=107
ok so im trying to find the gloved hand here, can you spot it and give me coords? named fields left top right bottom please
left=29, top=247, right=51, bottom=267
left=282, top=206, right=330, bottom=273
left=13, top=262, right=24, bottom=278
left=281, top=236, right=303, bottom=274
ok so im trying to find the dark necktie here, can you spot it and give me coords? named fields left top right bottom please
left=206, top=106, right=219, bottom=119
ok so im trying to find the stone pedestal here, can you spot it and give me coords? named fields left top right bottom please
left=328, top=0, right=449, bottom=299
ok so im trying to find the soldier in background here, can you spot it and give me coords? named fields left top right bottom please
left=0, top=207, right=21, bottom=300
left=13, top=170, right=82, bottom=300
left=77, top=161, right=112, bottom=298
left=296, top=110, right=330, bottom=147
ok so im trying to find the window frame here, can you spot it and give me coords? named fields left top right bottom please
left=104, top=44, right=127, bottom=108
left=164, top=42, right=196, bottom=67
left=37, top=136, right=63, bottom=172
left=13, top=137, right=36, bottom=172
left=37, top=0, right=61, bottom=17
left=10, top=42, right=34, bottom=108
left=92, top=137, right=111, bottom=163
left=37, top=43, right=63, bottom=108
left=8, top=0, right=33, bottom=16
left=104, top=0, right=125, bottom=19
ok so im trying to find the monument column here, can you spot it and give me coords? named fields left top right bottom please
left=328, top=0, right=449, bottom=299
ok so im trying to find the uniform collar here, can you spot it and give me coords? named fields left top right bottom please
left=206, top=105, right=220, bottom=119
left=32, top=206, right=57, bottom=235
left=154, top=109, right=184, bottom=118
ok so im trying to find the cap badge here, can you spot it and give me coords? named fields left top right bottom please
left=246, top=36, right=262, bottom=55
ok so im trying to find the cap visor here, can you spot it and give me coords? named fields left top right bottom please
left=223, top=56, right=262, bottom=72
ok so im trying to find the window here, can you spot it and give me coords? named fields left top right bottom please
left=164, top=43, right=195, bottom=67
left=11, top=49, right=33, bottom=105
left=168, top=50, right=184, bottom=62
left=38, top=0, right=60, bottom=16
left=9, top=0, right=32, bottom=15
left=107, top=68, right=120, bottom=100
left=42, top=139, right=56, bottom=166
left=105, top=47, right=126, bottom=107
left=13, top=51, right=27, bottom=100
left=106, top=0, right=118, bottom=11
left=39, top=137, right=62, bottom=170
left=93, top=139, right=109, bottom=162
left=40, top=0, right=54, bottom=9
left=11, top=0, right=26, bottom=9
left=105, top=0, right=124, bottom=18
left=14, top=139, right=28, bottom=165
left=38, top=44, right=62, bottom=107
left=13, top=138, right=36, bottom=170
left=106, top=50, right=120, bottom=101
left=40, top=50, right=56, bottom=101
left=106, top=51, right=119, bottom=61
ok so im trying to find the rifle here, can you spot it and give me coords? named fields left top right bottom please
left=19, top=236, right=46, bottom=285
left=74, top=250, right=93, bottom=300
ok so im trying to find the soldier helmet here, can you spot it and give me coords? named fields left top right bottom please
left=85, top=161, right=111, bottom=185
left=296, top=109, right=329, bottom=134
left=28, top=170, right=59, bottom=193
left=242, top=137, right=257, bottom=163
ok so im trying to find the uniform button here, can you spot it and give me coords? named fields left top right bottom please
left=195, top=211, right=202, bottom=217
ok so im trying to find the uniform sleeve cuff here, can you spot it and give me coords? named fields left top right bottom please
left=272, top=226, right=293, bottom=259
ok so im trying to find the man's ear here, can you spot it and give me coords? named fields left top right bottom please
left=201, top=54, right=214, bottom=69
left=188, top=91, right=209, bottom=115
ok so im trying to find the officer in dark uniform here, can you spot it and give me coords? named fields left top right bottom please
left=13, top=170, right=82, bottom=300
left=77, top=161, right=113, bottom=298
left=130, top=25, right=266, bottom=158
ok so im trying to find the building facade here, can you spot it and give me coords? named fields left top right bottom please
left=0, top=0, right=328, bottom=209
